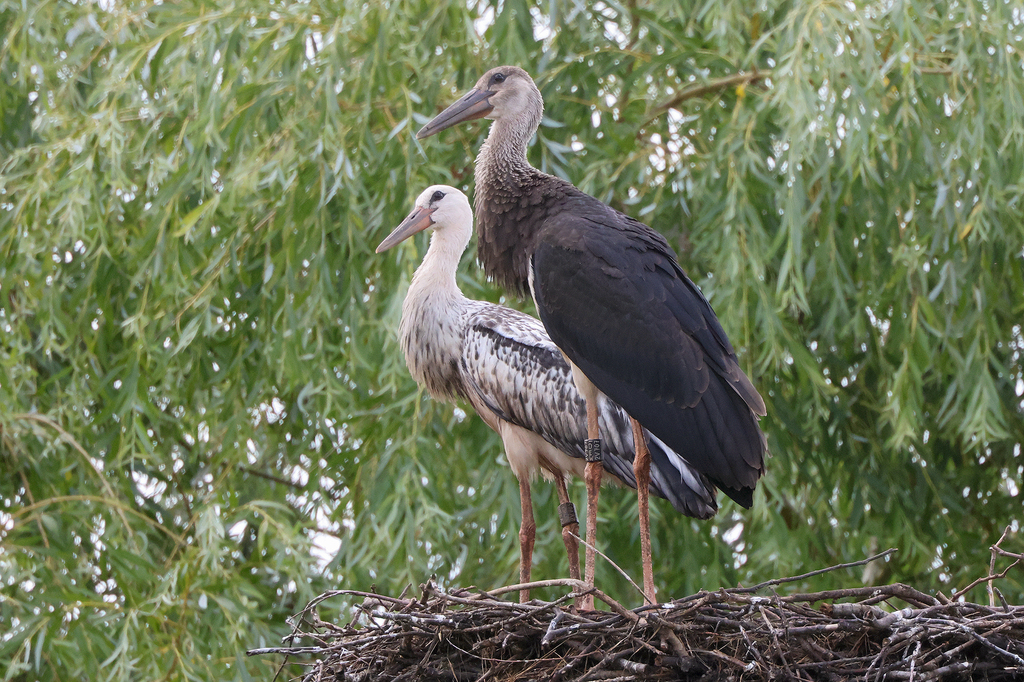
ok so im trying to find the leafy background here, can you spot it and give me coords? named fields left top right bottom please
left=1, top=0, right=1022, bottom=679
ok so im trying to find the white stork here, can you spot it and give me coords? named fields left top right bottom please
left=377, top=185, right=718, bottom=603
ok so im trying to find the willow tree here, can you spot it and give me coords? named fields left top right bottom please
left=1, top=0, right=1021, bottom=679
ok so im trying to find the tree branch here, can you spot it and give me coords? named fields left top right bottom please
left=646, top=71, right=771, bottom=123
left=732, top=548, right=898, bottom=594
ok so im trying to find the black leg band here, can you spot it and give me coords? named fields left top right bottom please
left=558, top=502, right=578, bottom=527
left=584, top=438, right=602, bottom=463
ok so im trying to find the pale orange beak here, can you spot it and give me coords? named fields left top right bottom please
left=376, top=205, right=437, bottom=253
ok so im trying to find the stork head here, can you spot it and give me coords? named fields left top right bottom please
left=416, top=66, right=543, bottom=139
left=376, top=185, right=472, bottom=253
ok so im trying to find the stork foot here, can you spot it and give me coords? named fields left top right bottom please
left=558, top=501, right=581, bottom=582
left=582, top=438, right=602, bottom=612
left=630, top=418, right=656, bottom=606
left=518, top=477, right=536, bottom=604
left=552, top=476, right=583, bottom=609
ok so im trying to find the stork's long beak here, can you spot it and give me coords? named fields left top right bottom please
left=416, top=88, right=494, bottom=139
left=376, top=206, right=436, bottom=253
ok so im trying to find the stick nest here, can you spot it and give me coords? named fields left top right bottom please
left=251, top=574, right=1024, bottom=681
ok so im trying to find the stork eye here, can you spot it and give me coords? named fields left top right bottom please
left=431, top=190, right=445, bottom=202
left=493, top=72, right=506, bottom=84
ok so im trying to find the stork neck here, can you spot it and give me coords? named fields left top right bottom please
left=477, top=117, right=536, bottom=184
left=472, top=117, right=551, bottom=299
left=409, top=228, right=470, bottom=301
left=399, top=227, right=472, bottom=404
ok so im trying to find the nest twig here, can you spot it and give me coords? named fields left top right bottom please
left=249, top=534, right=1024, bottom=681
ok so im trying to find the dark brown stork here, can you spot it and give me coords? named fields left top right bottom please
left=377, top=185, right=718, bottom=604
left=416, top=67, right=768, bottom=606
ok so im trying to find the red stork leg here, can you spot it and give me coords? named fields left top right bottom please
left=582, top=399, right=602, bottom=611
left=518, top=476, right=536, bottom=603
left=554, top=476, right=581, bottom=583
left=630, top=418, right=656, bottom=605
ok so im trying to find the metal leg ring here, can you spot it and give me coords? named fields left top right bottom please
left=558, top=502, right=578, bottom=527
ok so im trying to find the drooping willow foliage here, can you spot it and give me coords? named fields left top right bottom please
left=1, top=0, right=1021, bottom=679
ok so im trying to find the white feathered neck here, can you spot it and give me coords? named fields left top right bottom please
left=398, top=187, right=474, bottom=403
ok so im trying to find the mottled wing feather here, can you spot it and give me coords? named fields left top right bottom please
left=459, top=302, right=718, bottom=517
left=461, top=304, right=583, bottom=458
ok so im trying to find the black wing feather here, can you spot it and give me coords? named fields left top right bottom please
left=531, top=199, right=766, bottom=505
